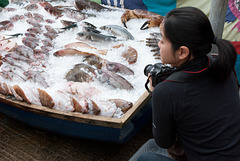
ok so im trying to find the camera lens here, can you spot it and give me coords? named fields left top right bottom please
left=144, top=64, right=154, bottom=76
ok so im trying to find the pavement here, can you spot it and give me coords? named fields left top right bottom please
left=0, top=112, right=152, bottom=161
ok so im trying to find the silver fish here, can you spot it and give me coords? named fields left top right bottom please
left=97, top=69, right=133, bottom=90
left=26, top=19, right=42, bottom=28
left=80, top=21, right=97, bottom=29
left=24, top=70, right=49, bottom=88
left=82, top=26, right=101, bottom=34
left=77, top=32, right=116, bottom=42
left=100, top=25, right=134, bottom=40
left=1, top=65, right=28, bottom=81
left=14, top=45, right=34, bottom=58
left=60, top=20, right=76, bottom=27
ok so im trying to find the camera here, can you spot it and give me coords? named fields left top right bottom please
left=144, top=63, right=176, bottom=90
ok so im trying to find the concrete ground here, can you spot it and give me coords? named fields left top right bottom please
left=0, top=112, right=152, bottom=161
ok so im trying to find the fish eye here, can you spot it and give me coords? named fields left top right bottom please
left=78, top=33, right=84, bottom=36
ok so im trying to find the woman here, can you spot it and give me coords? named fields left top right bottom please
left=130, top=7, right=240, bottom=161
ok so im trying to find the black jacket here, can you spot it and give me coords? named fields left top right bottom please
left=152, top=56, right=240, bottom=161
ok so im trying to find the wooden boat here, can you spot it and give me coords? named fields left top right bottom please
left=0, top=91, right=152, bottom=143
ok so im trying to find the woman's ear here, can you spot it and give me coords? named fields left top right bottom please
left=177, top=46, right=190, bottom=60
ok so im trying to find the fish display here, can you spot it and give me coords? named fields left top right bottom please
left=0, top=0, right=160, bottom=118
left=100, top=25, right=134, bottom=40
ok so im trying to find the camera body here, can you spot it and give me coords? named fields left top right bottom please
left=144, top=63, right=176, bottom=87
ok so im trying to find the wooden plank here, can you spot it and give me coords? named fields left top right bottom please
left=120, top=91, right=151, bottom=125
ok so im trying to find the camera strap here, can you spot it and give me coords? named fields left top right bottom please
left=165, top=70, right=209, bottom=83
left=164, top=54, right=215, bottom=83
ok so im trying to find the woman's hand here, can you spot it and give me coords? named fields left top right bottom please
left=148, top=73, right=154, bottom=92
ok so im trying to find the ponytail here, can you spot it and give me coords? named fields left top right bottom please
left=210, top=38, right=237, bottom=81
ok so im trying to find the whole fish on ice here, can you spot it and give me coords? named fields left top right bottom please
left=76, top=32, right=117, bottom=42
left=100, top=25, right=134, bottom=40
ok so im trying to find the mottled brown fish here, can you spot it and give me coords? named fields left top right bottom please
left=121, top=46, right=138, bottom=64
left=106, top=62, right=134, bottom=75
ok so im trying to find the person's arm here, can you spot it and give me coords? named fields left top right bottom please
left=152, top=83, right=176, bottom=148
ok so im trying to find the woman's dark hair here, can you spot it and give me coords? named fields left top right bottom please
left=163, top=7, right=237, bottom=81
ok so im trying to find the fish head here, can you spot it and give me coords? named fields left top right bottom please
left=106, top=62, right=119, bottom=73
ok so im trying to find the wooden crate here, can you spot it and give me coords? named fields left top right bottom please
left=0, top=91, right=152, bottom=143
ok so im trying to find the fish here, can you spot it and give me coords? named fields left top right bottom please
left=26, top=19, right=42, bottom=28
left=52, top=90, right=75, bottom=112
left=60, top=20, right=77, bottom=27
left=2, top=64, right=28, bottom=80
left=41, top=39, right=53, bottom=47
left=0, top=82, right=9, bottom=95
left=45, top=19, right=55, bottom=24
left=65, top=82, right=101, bottom=98
left=76, top=32, right=117, bottom=42
left=22, top=38, right=38, bottom=49
left=33, top=13, right=44, bottom=22
left=2, top=7, right=17, bottom=12
left=22, top=36, right=39, bottom=44
left=108, top=99, right=133, bottom=113
left=64, top=42, right=108, bottom=55
left=83, top=55, right=104, bottom=69
left=106, top=62, right=134, bottom=75
left=24, top=12, right=33, bottom=18
left=58, top=24, right=78, bottom=31
left=82, top=26, right=101, bottom=34
left=39, top=1, right=63, bottom=17
left=25, top=32, right=36, bottom=38
left=13, top=85, right=41, bottom=105
left=24, top=70, right=49, bottom=88
left=0, top=70, right=26, bottom=82
left=4, top=53, right=33, bottom=64
left=95, top=100, right=116, bottom=117
left=74, top=0, right=113, bottom=12
left=63, top=8, right=85, bottom=21
left=3, top=56, right=31, bottom=71
left=43, top=33, right=57, bottom=40
left=0, top=22, right=14, bottom=31
left=27, top=27, right=43, bottom=34
left=24, top=4, right=39, bottom=11
left=41, top=46, right=52, bottom=52
left=80, top=21, right=97, bottom=29
left=8, top=85, right=23, bottom=101
left=45, top=25, right=58, bottom=35
left=37, top=88, right=55, bottom=108
left=0, top=82, right=13, bottom=95
left=72, top=97, right=89, bottom=113
left=14, top=45, right=34, bottom=58
left=10, top=15, right=25, bottom=22
left=53, top=48, right=96, bottom=57
left=0, top=20, right=12, bottom=26
left=74, top=63, right=97, bottom=74
left=65, top=68, right=94, bottom=82
left=99, top=25, right=134, bottom=40
left=97, top=69, right=133, bottom=90
left=121, top=46, right=138, bottom=64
